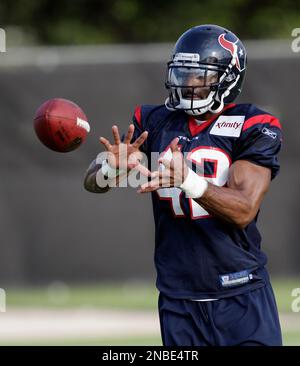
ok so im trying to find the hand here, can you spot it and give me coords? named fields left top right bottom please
left=137, top=137, right=189, bottom=193
left=99, top=124, right=148, bottom=173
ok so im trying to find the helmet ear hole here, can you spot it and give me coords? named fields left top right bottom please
left=225, top=72, right=236, bottom=82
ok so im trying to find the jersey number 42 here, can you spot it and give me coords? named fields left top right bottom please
left=157, top=146, right=231, bottom=219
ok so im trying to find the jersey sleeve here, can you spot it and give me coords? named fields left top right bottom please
left=121, top=105, right=148, bottom=154
left=234, top=114, right=283, bottom=179
left=132, top=106, right=148, bottom=152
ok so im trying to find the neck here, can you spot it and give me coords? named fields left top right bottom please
left=195, top=111, right=215, bottom=121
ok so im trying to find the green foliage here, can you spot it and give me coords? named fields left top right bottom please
left=0, top=0, right=299, bottom=45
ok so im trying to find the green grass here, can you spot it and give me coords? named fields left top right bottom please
left=2, top=279, right=300, bottom=346
left=6, top=282, right=158, bottom=310
left=0, top=333, right=299, bottom=346
left=272, top=278, right=300, bottom=313
left=5, top=278, right=300, bottom=313
left=0, top=337, right=163, bottom=346
left=283, top=331, right=300, bottom=346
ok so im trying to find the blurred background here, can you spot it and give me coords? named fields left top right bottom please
left=0, top=0, right=299, bottom=345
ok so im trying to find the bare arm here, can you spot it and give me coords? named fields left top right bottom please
left=194, top=160, right=271, bottom=228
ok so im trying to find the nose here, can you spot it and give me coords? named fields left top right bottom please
left=186, top=75, right=203, bottom=87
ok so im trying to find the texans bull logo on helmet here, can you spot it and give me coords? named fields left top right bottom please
left=218, top=33, right=246, bottom=72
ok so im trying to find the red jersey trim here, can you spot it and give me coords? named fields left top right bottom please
left=242, top=114, right=282, bottom=131
left=134, top=106, right=142, bottom=128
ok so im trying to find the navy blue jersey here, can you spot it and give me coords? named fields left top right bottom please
left=131, top=103, right=282, bottom=299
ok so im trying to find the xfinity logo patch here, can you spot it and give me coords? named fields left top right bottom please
left=210, top=115, right=245, bottom=137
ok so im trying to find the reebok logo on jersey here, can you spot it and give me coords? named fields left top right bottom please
left=210, top=115, right=245, bottom=137
left=262, top=127, right=277, bottom=139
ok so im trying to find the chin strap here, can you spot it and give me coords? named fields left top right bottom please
left=208, top=99, right=224, bottom=114
left=209, top=74, right=240, bottom=114
left=165, top=97, right=176, bottom=112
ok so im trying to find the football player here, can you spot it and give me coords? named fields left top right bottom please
left=84, top=24, right=283, bottom=346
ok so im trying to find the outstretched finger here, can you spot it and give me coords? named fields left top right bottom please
left=112, top=125, right=121, bottom=145
left=131, top=162, right=152, bottom=177
left=132, top=131, right=148, bottom=149
left=99, top=136, right=112, bottom=151
left=124, top=124, right=135, bottom=144
left=170, top=137, right=180, bottom=153
left=158, top=158, right=172, bottom=170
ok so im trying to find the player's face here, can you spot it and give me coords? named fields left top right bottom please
left=170, top=67, right=218, bottom=100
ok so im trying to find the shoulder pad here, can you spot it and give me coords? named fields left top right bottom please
left=133, top=105, right=173, bottom=131
left=231, top=104, right=282, bottom=132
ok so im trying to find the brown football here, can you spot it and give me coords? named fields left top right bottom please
left=34, top=98, right=90, bottom=152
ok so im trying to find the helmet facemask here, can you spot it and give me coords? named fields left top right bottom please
left=166, top=64, right=222, bottom=115
left=165, top=54, right=241, bottom=116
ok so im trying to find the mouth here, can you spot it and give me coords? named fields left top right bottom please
left=183, top=94, right=202, bottom=100
left=182, top=89, right=206, bottom=100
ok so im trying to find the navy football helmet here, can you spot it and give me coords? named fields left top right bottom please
left=165, top=24, right=247, bottom=116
